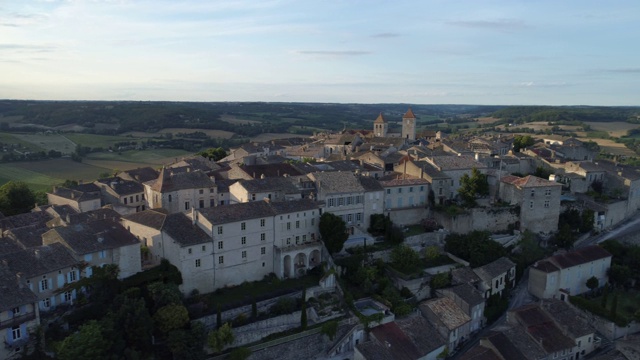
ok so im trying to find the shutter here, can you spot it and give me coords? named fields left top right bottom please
left=58, top=274, right=65, bottom=287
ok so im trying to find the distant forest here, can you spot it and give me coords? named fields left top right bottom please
left=0, top=101, right=638, bottom=136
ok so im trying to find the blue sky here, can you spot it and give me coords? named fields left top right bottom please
left=1, top=0, right=639, bottom=105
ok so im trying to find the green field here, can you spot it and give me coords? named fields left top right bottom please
left=0, top=132, right=45, bottom=152
left=13, top=133, right=76, bottom=154
left=65, top=133, right=143, bottom=148
left=0, top=158, right=111, bottom=192
left=84, top=149, right=192, bottom=165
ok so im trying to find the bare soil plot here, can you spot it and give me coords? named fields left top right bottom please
left=13, top=133, right=77, bottom=154
left=65, top=133, right=143, bottom=148
left=157, top=128, right=235, bottom=139
left=586, top=139, right=636, bottom=156
left=220, top=114, right=261, bottom=125
left=84, top=149, right=192, bottom=166
left=584, top=122, right=640, bottom=138
left=476, top=117, right=501, bottom=125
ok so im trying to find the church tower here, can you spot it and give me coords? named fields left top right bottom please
left=402, top=107, right=416, bottom=141
left=373, top=112, right=388, bottom=137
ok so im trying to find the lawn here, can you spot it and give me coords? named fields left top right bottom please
left=0, top=158, right=111, bottom=191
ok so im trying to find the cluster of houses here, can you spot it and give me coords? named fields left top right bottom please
left=0, top=109, right=630, bottom=359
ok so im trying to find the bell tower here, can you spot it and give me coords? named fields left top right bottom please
left=373, top=112, right=388, bottom=137
left=402, top=107, right=416, bottom=141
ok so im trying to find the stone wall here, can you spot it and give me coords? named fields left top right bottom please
left=232, top=310, right=305, bottom=347
left=404, top=231, right=447, bottom=247
left=433, top=207, right=518, bottom=234
left=388, top=207, right=429, bottom=226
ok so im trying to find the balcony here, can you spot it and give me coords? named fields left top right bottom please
left=0, top=313, right=36, bottom=330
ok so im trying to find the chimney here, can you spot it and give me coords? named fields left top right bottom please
left=34, top=249, right=40, bottom=259
left=261, top=174, right=266, bottom=179
left=96, top=232, right=105, bottom=243
left=191, top=207, right=196, bottom=225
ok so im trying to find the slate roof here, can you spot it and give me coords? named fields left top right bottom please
left=547, top=245, right=611, bottom=269
left=452, top=267, right=482, bottom=285
left=359, top=176, right=384, bottom=192
left=118, top=167, right=159, bottom=183
left=511, top=304, right=576, bottom=353
left=268, top=199, right=324, bottom=215
left=168, top=155, right=222, bottom=172
left=428, top=155, right=487, bottom=171
left=96, top=177, right=144, bottom=196
left=504, top=324, right=548, bottom=359
left=413, top=161, right=450, bottom=179
left=123, top=208, right=168, bottom=230
left=446, top=283, right=485, bottom=306
left=43, top=204, right=78, bottom=220
left=5, top=225, right=48, bottom=248
left=0, top=264, right=38, bottom=312
left=395, top=314, right=446, bottom=356
left=239, top=163, right=304, bottom=178
left=146, top=168, right=216, bottom=192
left=0, top=243, right=79, bottom=278
left=500, top=175, right=562, bottom=188
left=421, top=297, right=471, bottom=330
left=43, top=219, right=139, bottom=255
left=198, top=201, right=275, bottom=225
left=474, top=257, right=515, bottom=282
left=162, top=213, right=211, bottom=246
left=0, top=211, right=53, bottom=232
left=309, top=171, right=365, bottom=193
left=49, top=184, right=101, bottom=202
left=0, top=237, right=23, bottom=256
left=236, top=177, right=300, bottom=194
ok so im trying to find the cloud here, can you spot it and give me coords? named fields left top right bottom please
left=0, top=44, right=56, bottom=53
left=371, top=32, right=401, bottom=38
left=603, top=68, right=640, bottom=73
left=447, top=19, right=528, bottom=31
left=517, top=81, right=569, bottom=88
left=295, top=50, right=371, bottom=56
left=0, top=12, right=49, bottom=27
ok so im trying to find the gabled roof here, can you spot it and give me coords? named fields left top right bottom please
left=368, top=321, right=422, bottom=360
left=0, top=264, right=38, bottom=312
left=446, top=283, right=485, bottom=306
left=309, top=171, right=365, bottom=194
left=49, top=185, right=101, bottom=202
left=118, top=167, right=159, bottom=183
left=43, top=219, right=139, bottom=255
left=427, top=155, right=487, bottom=171
left=147, top=169, right=216, bottom=193
left=547, top=245, right=611, bottom=269
left=0, top=211, right=53, bottom=232
left=198, top=201, right=274, bottom=225
left=374, top=113, right=387, bottom=124
left=511, top=304, right=576, bottom=353
left=235, top=177, right=300, bottom=194
left=123, top=208, right=168, bottom=230
left=474, top=257, right=515, bottom=282
left=0, top=243, right=78, bottom=279
left=482, top=331, right=527, bottom=360
left=240, top=163, right=304, bottom=179
left=540, top=299, right=594, bottom=337
left=531, top=260, right=560, bottom=273
left=96, top=177, right=144, bottom=196
left=0, top=237, right=23, bottom=256
left=459, top=345, right=501, bottom=360
left=5, top=225, right=48, bottom=248
left=163, top=213, right=211, bottom=246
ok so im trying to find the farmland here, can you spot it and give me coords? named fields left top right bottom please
left=584, top=121, right=640, bottom=138
left=0, top=158, right=111, bottom=192
left=13, top=133, right=77, bottom=154
left=157, top=128, right=236, bottom=139
left=65, top=133, right=143, bottom=149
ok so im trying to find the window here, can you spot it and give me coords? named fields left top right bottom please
left=530, top=201, right=534, bottom=209
left=218, top=241, right=223, bottom=250
left=544, top=200, right=550, bottom=208
left=199, top=189, right=204, bottom=194
left=136, top=194, right=139, bottom=202
left=241, top=236, right=246, bottom=245
left=438, top=188, right=443, bottom=195
left=124, top=197, right=128, bottom=205
left=202, top=245, right=206, bottom=252
left=286, top=238, right=291, bottom=245
left=338, top=197, right=344, bottom=206
left=68, top=271, right=77, bottom=282
left=346, top=196, right=352, bottom=205
left=195, top=259, right=201, bottom=267
left=168, top=194, right=172, bottom=202
left=530, top=189, right=535, bottom=197
left=12, top=307, right=20, bottom=315
left=296, top=236, right=300, bottom=244
left=356, top=213, right=362, bottom=221
left=296, top=221, right=300, bottom=229
left=261, top=247, right=266, bottom=255
left=242, top=251, right=247, bottom=259
left=347, top=214, right=353, bottom=223
left=251, top=193, right=256, bottom=201
left=303, top=234, right=307, bottom=242
left=42, top=298, right=50, bottom=308
left=40, top=278, right=49, bottom=292
left=130, top=196, right=133, bottom=203
left=11, top=326, right=21, bottom=341
left=260, top=219, right=266, bottom=227
left=64, top=291, right=73, bottom=302
left=420, top=185, right=424, bottom=191
left=188, top=248, right=192, bottom=254
left=217, top=226, right=223, bottom=235
left=210, top=199, right=215, bottom=207
left=210, top=188, right=214, bottom=193
left=328, top=198, right=335, bottom=207
left=241, top=222, right=246, bottom=230
left=311, top=218, right=315, bottom=226
left=185, top=201, right=190, bottom=210
left=199, top=199, right=204, bottom=208
left=261, top=233, right=266, bottom=241
left=398, top=188, right=403, bottom=194
left=218, top=256, right=224, bottom=264
left=545, top=189, right=552, bottom=196
left=287, top=222, right=291, bottom=230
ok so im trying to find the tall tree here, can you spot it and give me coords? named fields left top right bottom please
left=586, top=276, right=599, bottom=293
left=513, top=135, right=535, bottom=152
left=458, top=168, right=488, bottom=207
left=319, top=212, right=348, bottom=254
left=208, top=323, right=234, bottom=353
left=56, top=320, right=112, bottom=360
left=0, top=181, right=36, bottom=215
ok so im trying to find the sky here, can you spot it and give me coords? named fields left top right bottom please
left=1, top=0, right=639, bottom=105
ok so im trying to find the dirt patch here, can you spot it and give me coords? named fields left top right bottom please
left=220, top=114, right=261, bottom=125
left=476, top=117, right=501, bottom=125
left=584, top=122, right=640, bottom=138
left=586, top=139, right=636, bottom=156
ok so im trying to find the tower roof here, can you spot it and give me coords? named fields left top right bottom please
left=403, top=107, right=416, bottom=119
left=374, top=112, right=387, bottom=123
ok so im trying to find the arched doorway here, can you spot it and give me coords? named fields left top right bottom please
left=309, top=249, right=321, bottom=268
left=283, top=255, right=292, bottom=278
left=294, top=253, right=307, bottom=277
